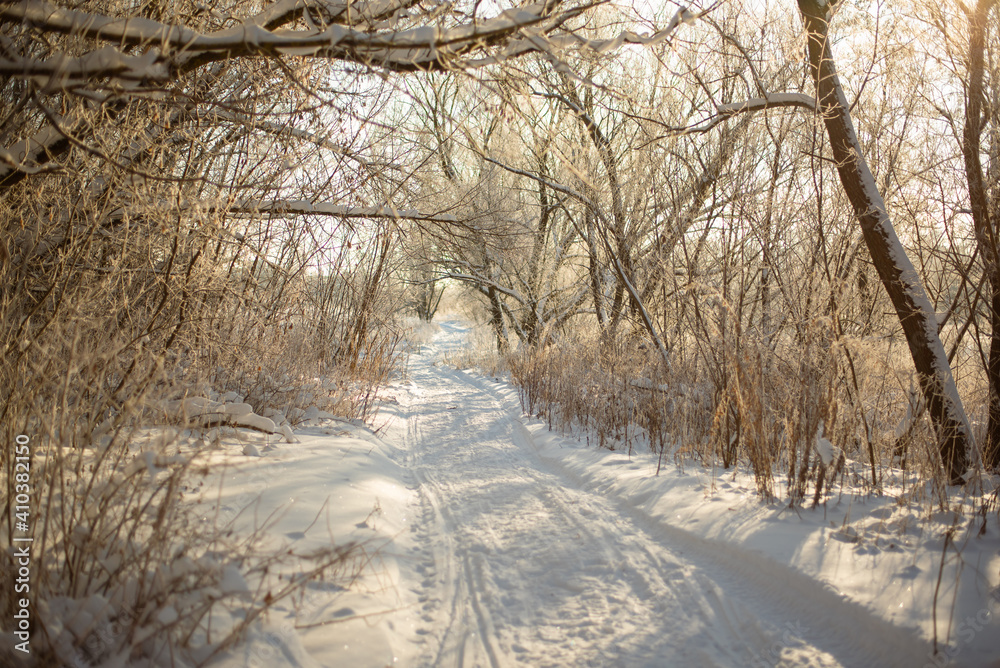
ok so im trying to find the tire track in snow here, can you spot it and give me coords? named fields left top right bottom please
left=402, top=390, right=505, bottom=668
left=397, top=363, right=754, bottom=666
left=393, top=335, right=933, bottom=667
left=419, top=466, right=506, bottom=668
left=469, top=368, right=940, bottom=667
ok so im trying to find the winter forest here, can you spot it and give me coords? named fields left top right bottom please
left=2, top=0, right=1000, bottom=665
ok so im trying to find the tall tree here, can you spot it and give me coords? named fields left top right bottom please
left=956, top=0, right=1000, bottom=470
left=796, top=0, right=973, bottom=481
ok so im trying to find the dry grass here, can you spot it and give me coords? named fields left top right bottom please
left=505, top=318, right=974, bottom=506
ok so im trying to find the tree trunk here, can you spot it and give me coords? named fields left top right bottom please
left=556, top=75, right=635, bottom=342
left=584, top=204, right=609, bottom=335
left=488, top=285, right=509, bottom=354
left=797, top=0, right=973, bottom=482
left=987, top=284, right=1000, bottom=470
left=960, top=0, right=1000, bottom=471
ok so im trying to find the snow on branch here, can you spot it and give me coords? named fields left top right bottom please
left=669, top=93, right=818, bottom=136
left=1, top=1, right=551, bottom=76
left=0, top=2, right=697, bottom=80
left=0, top=144, right=60, bottom=177
left=465, top=5, right=697, bottom=68
left=2, top=0, right=416, bottom=44
left=0, top=47, right=169, bottom=82
left=716, top=93, right=817, bottom=115
left=0, top=2, right=698, bottom=184
left=250, top=0, right=423, bottom=29
left=0, top=115, right=79, bottom=184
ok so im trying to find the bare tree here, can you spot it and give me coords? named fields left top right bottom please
left=790, top=0, right=973, bottom=482
left=951, top=0, right=999, bottom=470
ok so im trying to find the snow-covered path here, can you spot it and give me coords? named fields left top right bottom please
left=383, top=321, right=936, bottom=668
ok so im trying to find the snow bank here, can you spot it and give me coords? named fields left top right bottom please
left=198, top=416, right=423, bottom=668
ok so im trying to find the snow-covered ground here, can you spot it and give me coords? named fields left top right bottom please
left=203, top=319, right=1000, bottom=668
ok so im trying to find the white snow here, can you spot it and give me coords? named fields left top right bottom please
left=223, top=402, right=253, bottom=417
left=218, top=564, right=251, bottom=597
left=815, top=419, right=836, bottom=467
left=717, top=92, right=818, bottom=116
left=233, top=412, right=276, bottom=434
left=279, top=423, right=298, bottom=443
left=194, top=320, right=999, bottom=668
left=156, top=396, right=278, bottom=434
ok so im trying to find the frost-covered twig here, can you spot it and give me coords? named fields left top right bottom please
left=661, top=92, right=818, bottom=137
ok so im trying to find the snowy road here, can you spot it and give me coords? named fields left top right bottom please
left=384, top=321, right=935, bottom=668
